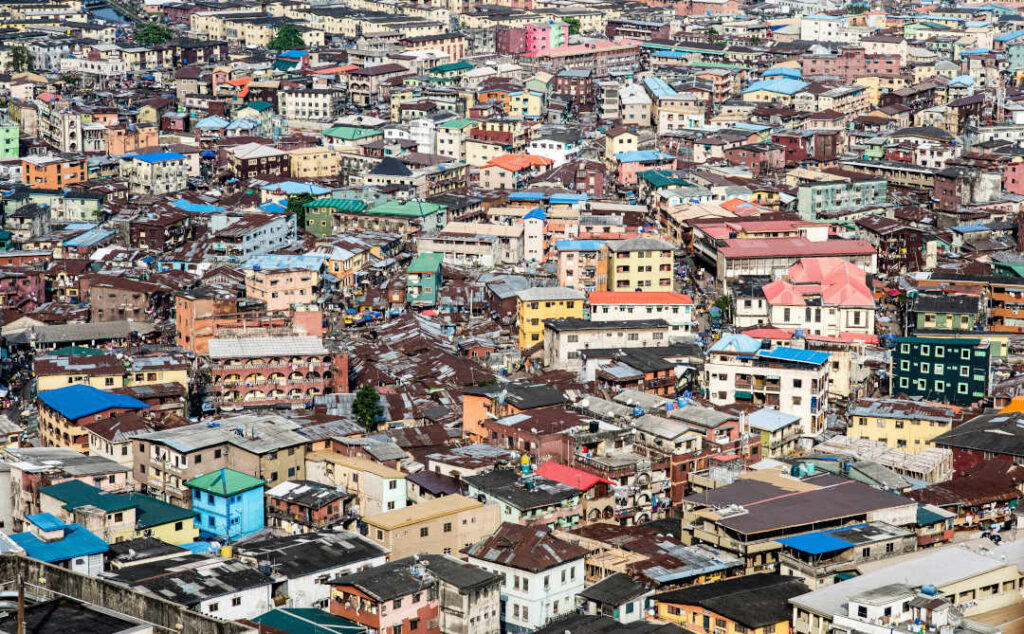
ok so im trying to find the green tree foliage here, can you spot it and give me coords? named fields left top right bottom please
left=352, top=384, right=384, bottom=430
left=286, top=193, right=315, bottom=229
left=134, top=21, right=174, bottom=45
left=563, top=17, right=581, bottom=35
left=268, top=23, right=306, bottom=51
left=7, top=46, right=32, bottom=72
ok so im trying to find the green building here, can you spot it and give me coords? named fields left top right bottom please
left=428, top=60, right=474, bottom=84
left=302, top=198, right=368, bottom=238
left=367, top=199, right=448, bottom=233
left=0, top=121, right=18, bottom=160
left=796, top=177, right=888, bottom=221
left=911, top=294, right=979, bottom=332
left=890, top=337, right=990, bottom=406
left=406, top=252, right=443, bottom=308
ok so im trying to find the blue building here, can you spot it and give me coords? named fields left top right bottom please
left=186, top=468, right=265, bottom=542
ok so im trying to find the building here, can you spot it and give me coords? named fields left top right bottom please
left=578, top=573, right=653, bottom=625
left=186, top=468, right=265, bottom=542
left=328, top=556, right=441, bottom=634
left=704, top=334, right=831, bottom=437
left=890, top=337, right=991, bottom=406
left=544, top=318, right=672, bottom=370
left=464, top=469, right=582, bottom=529
left=776, top=522, right=917, bottom=589
left=265, top=480, right=356, bottom=534
left=516, top=287, right=586, bottom=351
left=304, top=453, right=408, bottom=514
left=655, top=574, right=810, bottom=634
left=244, top=266, right=321, bottom=313
left=407, top=252, right=444, bottom=308
left=847, top=398, right=961, bottom=454
left=715, top=238, right=877, bottom=291
left=588, top=291, right=695, bottom=333
left=554, top=240, right=607, bottom=290
left=10, top=514, right=108, bottom=575
left=33, top=354, right=125, bottom=392
left=207, top=336, right=348, bottom=410
left=120, top=152, right=188, bottom=195
left=37, top=384, right=149, bottom=454
left=226, top=143, right=290, bottom=179
left=37, top=480, right=197, bottom=546
left=605, top=238, right=675, bottom=291
left=465, top=522, right=586, bottom=633
left=424, top=554, right=502, bottom=634
left=362, top=494, right=500, bottom=559
left=21, top=154, right=88, bottom=189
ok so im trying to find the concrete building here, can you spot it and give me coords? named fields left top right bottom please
left=119, top=152, right=188, bottom=196
left=588, top=291, right=695, bottom=333
left=304, top=453, right=408, bottom=515
left=186, top=468, right=265, bottom=542
left=605, top=238, right=675, bottom=291
left=544, top=318, right=672, bottom=370
left=362, top=494, right=500, bottom=559
left=516, top=287, right=586, bottom=351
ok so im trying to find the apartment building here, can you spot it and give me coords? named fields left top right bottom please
left=119, top=152, right=188, bottom=196
left=304, top=453, right=408, bottom=515
left=588, top=291, right=695, bottom=333
left=605, top=238, right=675, bottom=290
left=543, top=318, right=672, bottom=370
left=516, top=287, right=585, bottom=350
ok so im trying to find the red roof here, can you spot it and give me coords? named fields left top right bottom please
left=536, top=461, right=613, bottom=491
left=761, top=257, right=874, bottom=308
left=719, top=237, right=875, bottom=259
left=482, top=154, right=552, bottom=172
left=588, top=291, right=693, bottom=305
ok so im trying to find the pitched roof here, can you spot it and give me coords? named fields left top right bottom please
left=37, top=384, right=148, bottom=420
left=535, top=461, right=613, bottom=491
left=185, top=468, right=265, bottom=497
left=482, top=154, right=552, bottom=172
left=656, top=574, right=809, bottom=629
left=465, top=522, right=586, bottom=572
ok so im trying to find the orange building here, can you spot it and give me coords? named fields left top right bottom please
left=461, top=382, right=565, bottom=442
left=105, top=123, right=159, bottom=156
left=175, top=290, right=325, bottom=355
left=21, top=155, right=87, bottom=188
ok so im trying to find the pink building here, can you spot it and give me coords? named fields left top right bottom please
left=676, top=0, right=740, bottom=15
left=614, top=150, right=677, bottom=186
left=0, top=268, right=45, bottom=311
left=244, top=267, right=320, bottom=312
left=496, top=21, right=570, bottom=55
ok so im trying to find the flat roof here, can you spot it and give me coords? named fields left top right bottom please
left=362, top=494, right=483, bottom=530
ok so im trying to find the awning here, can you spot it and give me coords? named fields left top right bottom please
left=735, top=391, right=753, bottom=399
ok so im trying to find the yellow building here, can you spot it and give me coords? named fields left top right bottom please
left=605, top=237, right=676, bottom=291
left=605, top=127, right=638, bottom=163
left=34, top=354, right=125, bottom=393
left=510, top=91, right=544, bottom=119
left=125, top=353, right=190, bottom=388
left=38, top=480, right=198, bottom=546
left=848, top=398, right=960, bottom=453
left=515, top=287, right=585, bottom=350
left=290, top=146, right=341, bottom=179
left=656, top=575, right=806, bottom=634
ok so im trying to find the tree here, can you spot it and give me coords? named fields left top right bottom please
left=7, top=46, right=31, bottom=73
left=134, top=21, right=174, bottom=45
left=268, top=23, right=305, bottom=51
left=563, top=17, right=581, bottom=36
left=352, top=384, right=383, bottom=430
left=286, top=192, right=315, bottom=230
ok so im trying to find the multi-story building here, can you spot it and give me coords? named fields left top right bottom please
left=0, top=120, right=18, bottom=159
left=277, top=88, right=343, bottom=121
left=656, top=574, right=810, bottom=634
left=890, top=337, right=991, bottom=406
left=406, top=252, right=444, bottom=308
left=588, top=291, right=695, bottom=333
left=847, top=398, right=962, bottom=454
left=605, top=238, right=675, bottom=291
left=329, top=556, right=442, bottom=634
left=516, top=287, right=586, bottom=350
left=705, top=334, right=831, bottom=437
left=466, top=522, right=586, bottom=633
left=21, top=154, right=87, bottom=188
left=37, top=385, right=149, bottom=455
left=119, top=152, right=188, bottom=195
left=304, top=453, right=408, bottom=515
left=554, top=240, right=608, bottom=290
left=265, top=480, right=358, bottom=534
left=544, top=318, right=672, bottom=370
left=208, top=336, right=347, bottom=409
left=186, top=468, right=265, bottom=542
left=226, top=143, right=291, bottom=179
left=464, top=469, right=582, bottom=529
left=244, top=267, right=321, bottom=313
left=33, top=354, right=125, bottom=393
left=362, top=494, right=500, bottom=559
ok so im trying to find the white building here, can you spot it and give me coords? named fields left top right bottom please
left=466, top=523, right=586, bottom=633
left=577, top=572, right=653, bottom=624
left=119, top=152, right=188, bottom=196
left=588, top=290, right=696, bottom=333
left=526, top=130, right=581, bottom=167
left=277, top=89, right=343, bottom=121
left=704, top=333, right=831, bottom=437
left=544, top=318, right=672, bottom=370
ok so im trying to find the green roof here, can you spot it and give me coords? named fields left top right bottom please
left=125, top=493, right=196, bottom=529
left=323, top=126, right=381, bottom=141
left=408, top=252, right=444, bottom=273
left=429, top=60, right=473, bottom=74
left=244, top=101, right=274, bottom=112
left=49, top=346, right=105, bottom=356
left=639, top=170, right=689, bottom=188
left=38, top=480, right=196, bottom=530
left=251, top=608, right=366, bottom=634
left=303, top=198, right=368, bottom=212
left=186, top=468, right=265, bottom=497
left=367, top=200, right=446, bottom=217
left=438, top=118, right=478, bottom=130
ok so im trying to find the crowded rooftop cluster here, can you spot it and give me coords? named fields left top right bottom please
left=3, top=0, right=1024, bottom=632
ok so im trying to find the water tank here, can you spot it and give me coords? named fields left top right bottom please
left=805, top=463, right=816, bottom=475
left=921, top=585, right=938, bottom=596
left=589, top=420, right=599, bottom=433
left=221, top=545, right=233, bottom=558
left=790, top=464, right=802, bottom=477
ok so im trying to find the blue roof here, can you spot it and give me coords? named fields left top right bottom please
left=63, top=228, right=115, bottom=248
left=732, top=122, right=772, bottom=132
left=27, top=513, right=68, bottom=532
left=615, top=150, right=674, bottom=163
left=710, top=333, right=763, bottom=355
left=279, top=49, right=308, bottom=58
left=260, top=181, right=331, bottom=196
left=550, top=193, right=588, bottom=204
left=172, top=200, right=224, bottom=214
left=506, top=192, right=546, bottom=201
left=952, top=223, right=988, bottom=233
left=243, top=253, right=326, bottom=272
left=742, top=78, right=809, bottom=96
left=756, top=346, right=830, bottom=366
left=643, top=77, right=678, bottom=99
left=195, top=115, right=229, bottom=130
left=259, top=201, right=288, bottom=213
left=995, top=29, right=1024, bottom=42
left=11, top=523, right=108, bottom=563
left=764, top=67, right=801, bottom=78
left=652, top=51, right=689, bottom=59
left=524, top=208, right=546, bottom=220
left=555, top=239, right=605, bottom=251
left=37, top=385, right=148, bottom=420
left=960, top=47, right=991, bottom=56
left=131, top=152, right=187, bottom=163
left=776, top=532, right=853, bottom=555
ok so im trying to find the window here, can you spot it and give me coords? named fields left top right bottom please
left=443, top=522, right=452, bottom=533
left=420, top=527, right=429, bottom=537
left=175, top=521, right=183, bottom=531
left=209, top=603, right=219, bottom=612
left=394, top=598, right=403, bottom=609
left=232, top=597, right=241, bottom=607
left=214, top=449, right=222, bottom=459
left=390, top=480, right=398, bottom=489
left=409, top=619, right=419, bottom=630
